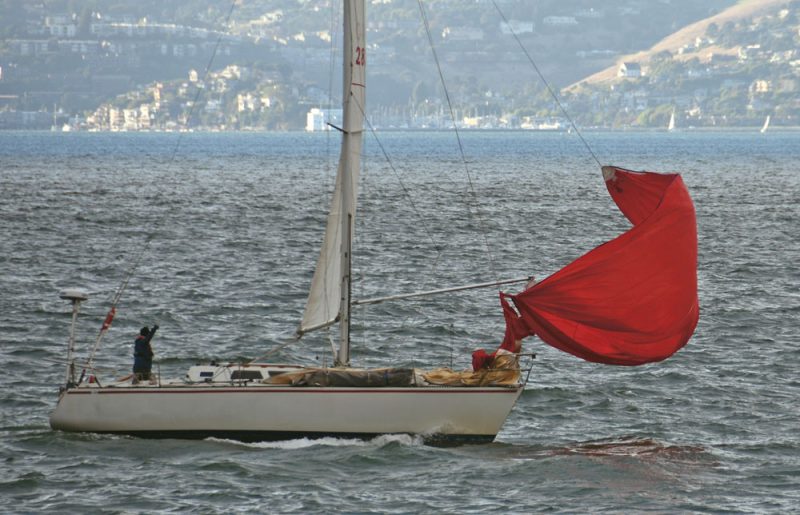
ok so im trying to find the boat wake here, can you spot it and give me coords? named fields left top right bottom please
left=205, top=433, right=425, bottom=450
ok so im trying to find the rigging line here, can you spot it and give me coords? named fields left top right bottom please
left=351, top=94, right=445, bottom=267
left=350, top=95, right=447, bottom=335
left=416, top=0, right=499, bottom=282
left=42, top=356, right=113, bottom=373
left=84, top=243, right=148, bottom=368
left=86, top=0, right=239, bottom=366
left=491, top=0, right=602, bottom=169
left=311, top=0, right=341, bottom=354
left=246, top=334, right=302, bottom=366
left=167, top=0, right=239, bottom=165
left=113, top=0, right=239, bottom=283
left=325, top=0, right=340, bottom=176
left=139, top=0, right=240, bottom=251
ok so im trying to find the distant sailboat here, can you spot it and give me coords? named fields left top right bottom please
left=50, top=104, right=58, bottom=132
left=760, top=115, right=770, bottom=134
left=667, top=109, right=676, bottom=132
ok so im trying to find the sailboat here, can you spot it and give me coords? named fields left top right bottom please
left=49, top=0, right=524, bottom=444
left=760, top=114, right=770, bottom=133
left=667, top=108, right=676, bottom=132
left=50, top=1, right=699, bottom=444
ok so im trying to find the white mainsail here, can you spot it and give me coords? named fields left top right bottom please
left=298, top=0, right=366, bottom=362
left=667, top=108, right=676, bottom=132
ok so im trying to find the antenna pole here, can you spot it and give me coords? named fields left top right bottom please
left=60, top=289, right=89, bottom=386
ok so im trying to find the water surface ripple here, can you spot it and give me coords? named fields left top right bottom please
left=1, top=131, right=798, bottom=513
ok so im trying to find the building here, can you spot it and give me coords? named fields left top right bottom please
left=500, top=21, right=534, bottom=35
left=306, top=108, right=342, bottom=131
left=618, top=62, right=642, bottom=78
left=750, top=80, right=771, bottom=94
left=542, top=16, right=578, bottom=26
left=45, top=15, right=77, bottom=37
left=441, top=27, right=484, bottom=41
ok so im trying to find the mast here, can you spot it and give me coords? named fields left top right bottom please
left=297, top=0, right=365, bottom=367
left=338, top=212, right=352, bottom=366
left=336, top=0, right=365, bottom=366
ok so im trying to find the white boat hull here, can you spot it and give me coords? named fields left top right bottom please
left=50, top=383, right=523, bottom=444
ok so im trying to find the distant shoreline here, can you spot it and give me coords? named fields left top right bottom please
left=2, top=126, right=800, bottom=133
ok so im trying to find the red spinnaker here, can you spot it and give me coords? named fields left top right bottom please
left=502, top=166, right=699, bottom=365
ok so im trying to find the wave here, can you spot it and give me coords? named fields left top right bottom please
left=205, top=433, right=424, bottom=450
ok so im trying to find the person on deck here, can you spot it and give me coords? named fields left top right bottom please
left=133, top=324, right=158, bottom=383
left=472, top=289, right=528, bottom=372
left=471, top=338, right=522, bottom=371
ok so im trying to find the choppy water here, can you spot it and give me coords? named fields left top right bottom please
left=1, top=130, right=798, bottom=513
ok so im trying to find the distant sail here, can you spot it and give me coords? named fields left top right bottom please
left=502, top=166, right=699, bottom=366
left=667, top=109, right=676, bottom=132
left=760, top=115, right=770, bottom=134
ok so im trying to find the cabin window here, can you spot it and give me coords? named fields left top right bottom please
left=230, top=370, right=263, bottom=380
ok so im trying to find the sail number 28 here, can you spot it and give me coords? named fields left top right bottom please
left=355, top=46, right=366, bottom=66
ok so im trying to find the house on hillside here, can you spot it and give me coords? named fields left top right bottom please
left=618, top=62, right=641, bottom=78
left=575, top=8, right=604, bottom=19
left=500, top=21, right=534, bottom=35
left=542, top=16, right=578, bottom=27
left=45, top=14, right=77, bottom=38
left=7, top=40, right=53, bottom=57
left=441, top=26, right=484, bottom=41
left=750, top=80, right=772, bottom=94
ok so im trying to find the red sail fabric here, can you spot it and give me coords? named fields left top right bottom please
left=502, top=166, right=699, bottom=365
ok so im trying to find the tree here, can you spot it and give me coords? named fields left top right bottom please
left=652, top=50, right=674, bottom=62
left=718, top=21, right=737, bottom=46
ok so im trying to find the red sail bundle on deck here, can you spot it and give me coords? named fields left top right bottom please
left=502, top=166, right=699, bottom=365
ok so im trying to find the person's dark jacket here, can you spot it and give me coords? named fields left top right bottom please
left=133, top=325, right=158, bottom=373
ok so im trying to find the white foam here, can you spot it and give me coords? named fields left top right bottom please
left=206, top=433, right=423, bottom=450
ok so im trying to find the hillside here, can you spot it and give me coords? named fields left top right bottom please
left=2, top=0, right=796, bottom=130
left=557, top=0, right=800, bottom=129
left=570, top=0, right=789, bottom=88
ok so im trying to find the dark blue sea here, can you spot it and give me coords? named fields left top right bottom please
left=1, top=130, right=798, bottom=513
